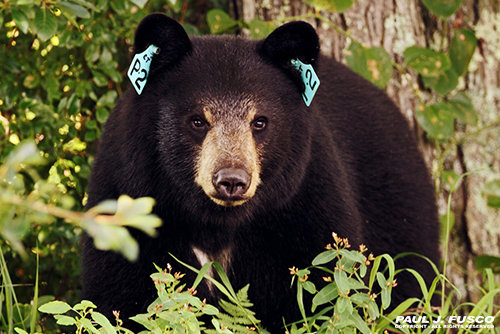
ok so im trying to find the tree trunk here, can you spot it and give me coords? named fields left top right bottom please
left=234, top=0, right=500, bottom=304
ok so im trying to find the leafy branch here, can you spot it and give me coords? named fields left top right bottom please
left=0, top=141, right=162, bottom=262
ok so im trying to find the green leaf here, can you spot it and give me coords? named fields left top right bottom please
left=482, top=180, right=500, bottom=208
left=86, top=119, right=97, bottom=129
left=57, top=1, right=91, bottom=18
left=130, top=0, right=148, bottom=8
left=351, top=293, right=369, bottom=305
left=415, top=102, right=455, bottom=140
left=73, top=300, right=97, bottom=311
left=167, top=0, right=183, bottom=13
left=130, top=314, right=153, bottom=330
left=212, top=319, right=233, bottom=334
left=11, top=9, right=30, bottom=34
left=92, top=70, right=108, bottom=87
left=347, top=277, right=366, bottom=290
left=248, top=19, right=273, bottom=39
left=302, top=0, right=355, bottom=12
left=404, top=46, right=451, bottom=76
left=440, top=170, right=461, bottom=192
left=14, top=329, right=29, bottom=334
left=116, top=195, right=154, bottom=217
left=38, top=300, right=71, bottom=314
left=181, top=22, right=200, bottom=36
left=346, top=43, right=393, bottom=88
left=439, top=211, right=455, bottom=242
left=54, top=314, right=77, bottom=326
left=381, top=287, right=391, bottom=310
left=336, top=296, right=352, bottom=315
left=334, top=268, right=350, bottom=295
left=360, top=263, right=367, bottom=277
left=448, top=92, right=478, bottom=125
left=421, top=0, right=463, bottom=18
left=339, top=249, right=366, bottom=264
left=450, top=29, right=477, bottom=76
left=349, top=312, right=372, bottom=334
left=97, top=90, right=118, bottom=106
left=312, top=250, right=337, bottom=265
left=191, top=261, right=213, bottom=290
left=92, top=311, right=117, bottom=334
left=96, top=107, right=110, bottom=124
left=475, top=255, right=500, bottom=274
left=303, top=281, right=316, bottom=294
left=80, top=317, right=101, bottom=334
left=95, top=195, right=162, bottom=237
left=206, top=9, right=238, bottom=34
left=312, top=282, right=338, bottom=305
left=202, top=304, right=219, bottom=315
left=376, top=272, right=387, bottom=290
left=84, top=130, right=96, bottom=142
left=367, top=300, right=380, bottom=320
left=6, top=140, right=38, bottom=164
left=422, top=68, right=459, bottom=96
left=33, top=7, right=58, bottom=41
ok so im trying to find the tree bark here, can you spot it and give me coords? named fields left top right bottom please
left=235, top=0, right=500, bottom=304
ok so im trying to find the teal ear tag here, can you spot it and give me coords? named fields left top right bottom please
left=128, top=44, right=160, bottom=95
left=291, top=59, right=320, bottom=107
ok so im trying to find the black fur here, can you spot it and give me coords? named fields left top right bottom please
left=82, top=14, right=439, bottom=333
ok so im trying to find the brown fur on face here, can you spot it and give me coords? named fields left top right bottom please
left=194, top=99, right=262, bottom=207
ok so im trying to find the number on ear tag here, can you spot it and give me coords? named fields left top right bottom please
left=291, top=59, right=320, bottom=107
left=128, top=44, right=160, bottom=95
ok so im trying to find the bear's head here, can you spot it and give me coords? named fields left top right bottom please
left=129, top=14, right=320, bottom=224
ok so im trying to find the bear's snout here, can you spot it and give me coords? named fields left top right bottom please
left=212, top=167, right=251, bottom=201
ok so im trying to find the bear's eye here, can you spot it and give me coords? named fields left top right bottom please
left=252, top=117, right=267, bottom=131
left=191, top=116, right=207, bottom=130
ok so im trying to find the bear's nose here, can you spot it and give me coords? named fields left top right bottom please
left=212, top=168, right=251, bottom=201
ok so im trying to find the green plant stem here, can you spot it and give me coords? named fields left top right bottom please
left=448, top=117, right=500, bottom=147
left=3, top=194, right=85, bottom=224
left=441, top=171, right=475, bottom=315
left=30, top=247, right=39, bottom=334
left=440, top=20, right=448, bottom=53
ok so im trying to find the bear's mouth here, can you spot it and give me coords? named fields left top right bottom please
left=209, top=194, right=250, bottom=207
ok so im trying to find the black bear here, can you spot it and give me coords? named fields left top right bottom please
left=82, top=13, right=439, bottom=333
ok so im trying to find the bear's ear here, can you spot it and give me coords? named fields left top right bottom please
left=133, top=13, right=191, bottom=70
left=259, top=21, right=320, bottom=68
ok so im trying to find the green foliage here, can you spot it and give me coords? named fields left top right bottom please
left=345, top=43, right=392, bottom=88
left=38, top=299, right=132, bottom=334
left=288, top=232, right=500, bottom=334
left=404, top=46, right=452, bottom=77
left=38, top=265, right=224, bottom=334
left=421, top=0, right=464, bottom=19
left=206, top=285, right=260, bottom=334
left=171, top=255, right=263, bottom=333
left=0, top=0, right=220, bottom=330
left=207, top=9, right=238, bottom=34
left=130, top=264, right=219, bottom=333
left=0, top=142, right=162, bottom=333
left=414, top=102, right=455, bottom=140
left=288, top=234, right=391, bottom=334
left=0, top=141, right=162, bottom=263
